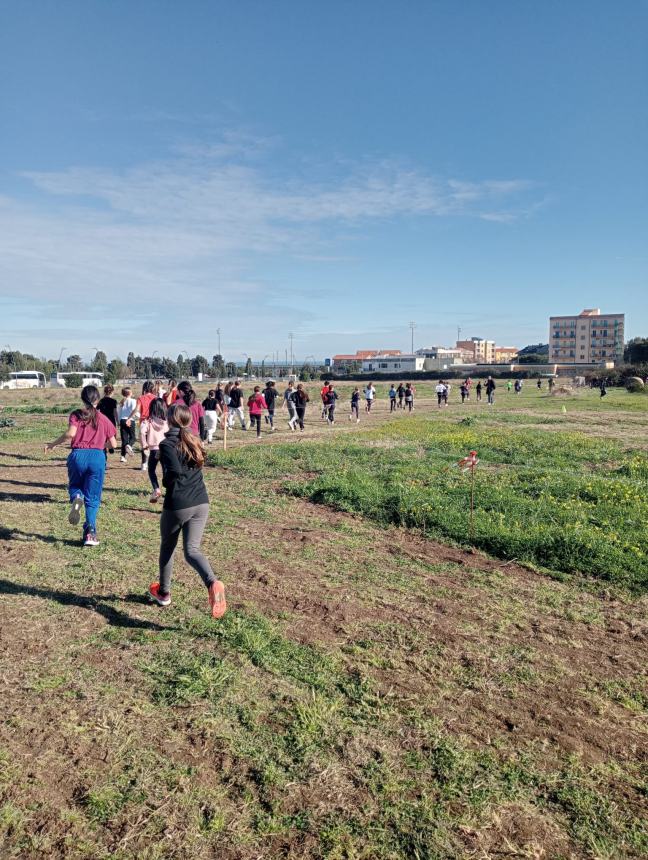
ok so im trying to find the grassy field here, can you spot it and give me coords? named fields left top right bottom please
left=0, top=382, right=646, bottom=859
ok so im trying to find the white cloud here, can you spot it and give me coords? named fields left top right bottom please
left=0, top=138, right=543, bottom=354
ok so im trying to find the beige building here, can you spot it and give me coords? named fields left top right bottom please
left=549, top=309, right=625, bottom=364
left=494, top=346, right=519, bottom=363
left=456, top=338, right=496, bottom=363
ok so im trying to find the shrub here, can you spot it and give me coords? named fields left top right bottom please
left=63, top=373, right=84, bottom=388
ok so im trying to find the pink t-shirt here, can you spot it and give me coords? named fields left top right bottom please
left=69, top=411, right=116, bottom=449
left=188, top=401, right=205, bottom=435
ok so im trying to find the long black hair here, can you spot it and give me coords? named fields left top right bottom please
left=78, top=385, right=100, bottom=428
left=142, top=380, right=155, bottom=395
left=149, top=397, right=167, bottom=421
left=177, top=380, right=196, bottom=407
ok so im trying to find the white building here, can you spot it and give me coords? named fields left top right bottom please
left=416, top=347, right=468, bottom=370
left=362, top=354, right=425, bottom=373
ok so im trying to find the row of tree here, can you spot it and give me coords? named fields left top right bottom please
left=0, top=350, right=326, bottom=384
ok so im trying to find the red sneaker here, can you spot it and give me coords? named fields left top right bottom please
left=208, top=581, right=226, bottom=619
left=148, top=582, right=171, bottom=607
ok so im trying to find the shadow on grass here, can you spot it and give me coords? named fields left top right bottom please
left=0, top=579, right=172, bottom=631
left=0, top=490, right=53, bottom=503
left=0, top=478, right=144, bottom=496
left=0, top=526, right=81, bottom=547
left=0, top=450, right=43, bottom=461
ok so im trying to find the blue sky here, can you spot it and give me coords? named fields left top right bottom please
left=1, top=0, right=646, bottom=362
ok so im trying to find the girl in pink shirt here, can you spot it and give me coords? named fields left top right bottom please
left=247, top=386, right=268, bottom=439
left=44, top=385, right=117, bottom=546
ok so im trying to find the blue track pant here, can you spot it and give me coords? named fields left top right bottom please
left=67, top=448, right=106, bottom=531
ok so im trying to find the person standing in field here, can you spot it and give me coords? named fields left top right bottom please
left=263, top=380, right=277, bottom=431
left=476, top=381, right=482, bottom=402
left=141, top=397, right=169, bottom=502
left=126, top=381, right=157, bottom=471
left=364, top=382, right=376, bottom=413
left=283, top=380, right=298, bottom=430
left=460, top=382, right=469, bottom=403
left=350, top=386, right=361, bottom=423
left=293, top=383, right=309, bottom=431
left=118, top=387, right=137, bottom=462
left=600, top=379, right=607, bottom=398
left=227, top=380, right=247, bottom=430
left=325, top=383, right=338, bottom=425
left=537, top=378, right=542, bottom=390
left=202, top=389, right=220, bottom=444
left=397, top=382, right=405, bottom=409
left=388, top=384, right=397, bottom=412
left=148, top=404, right=226, bottom=618
left=507, top=380, right=513, bottom=393
left=514, top=379, right=522, bottom=395
left=248, top=386, right=268, bottom=439
left=548, top=377, right=554, bottom=392
left=44, top=385, right=117, bottom=547
left=435, top=380, right=446, bottom=408
left=486, top=376, right=496, bottom=406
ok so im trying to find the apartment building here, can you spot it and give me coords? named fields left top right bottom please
left=494, top=346, right=519, bottom=363
left=456, top=338, right=496, bottom=363
left=549, top=309, right=625, bottom=364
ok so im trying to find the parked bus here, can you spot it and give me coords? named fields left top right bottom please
left=0, top=371, right=47, bottom=390
left=50, top=371, right=104, bottom=388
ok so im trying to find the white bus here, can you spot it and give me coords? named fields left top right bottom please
left=0, top=371, right=47, bottom=390
left=50, top=371, right=105, bottom=388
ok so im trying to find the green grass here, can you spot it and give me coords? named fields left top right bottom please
left=208, top=419, right=648, bottom=591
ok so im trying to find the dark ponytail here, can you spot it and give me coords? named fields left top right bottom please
left=80, top=385, right=100, bottom=429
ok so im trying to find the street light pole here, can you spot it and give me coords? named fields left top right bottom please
left=289, top=332, right=294, bottom=373
left=58, top=347, right=67, bottom=370
left=216, top=328, right=221, bottom=356
left=409, top=321, right=416, bottom=354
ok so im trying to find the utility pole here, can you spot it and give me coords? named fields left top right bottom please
left=409, top=321, right=416, bottom=354
left=288, top=332, right=294, bottom=373
left=216, top=327, right=221, bottom=356
left=457, top=326, right=462, bottom=343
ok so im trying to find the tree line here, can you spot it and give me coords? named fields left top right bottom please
left=0, top=350, right=327, bottom=384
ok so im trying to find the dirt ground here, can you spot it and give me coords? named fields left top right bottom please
left=0, top=393, right=647, bottom=858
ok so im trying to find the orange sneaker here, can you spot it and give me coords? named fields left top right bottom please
left=208, top=581, right=226, bottom=619
left=148, top=582, right=171, bottom=607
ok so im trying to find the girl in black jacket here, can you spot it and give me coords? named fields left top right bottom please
left=148, top=404, right=226, bottom=618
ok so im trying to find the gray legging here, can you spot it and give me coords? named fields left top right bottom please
left=159, top=503, right=216, bottom=593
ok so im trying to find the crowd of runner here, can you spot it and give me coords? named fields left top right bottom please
left=41, top=373, right=553, bottom=617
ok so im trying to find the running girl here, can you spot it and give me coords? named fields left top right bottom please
left=325, top=384, right=338, bottom=425
left=148, top=404, right=226, bottom=618
left=97, top=384, right=119, bottom=428
left=388, top=384, right=397, bottom=412
left=141, top=397, right=168, bottom=502
left=126, top=381, right=157, bottom=471
left=202, top=389, right=219, bottom=444
left=283, top=380, right=297, bottom=430
left=364, top=382, right=376, bottom=413
left=177, top=381, right=206, bottom=440
left=350, top=387, right=361, bottom=423
left=263, top=380, right=277, bottom=430
left=164, top=380, right=179, bottom=407
left=118, top=387, right=136, bottom=462
left=44, top=385, right=117, bottom=546
left=404, top=383, right=414, bottom=412
left=293, top=384, right=309, bottom=431
left=248, top=386, right=268, bottom=439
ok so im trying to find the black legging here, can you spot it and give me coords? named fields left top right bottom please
left=295, top=406, right=306, bottom=429
left=148, top=449, right=161, bottom=490
left=120, top=419, right=134, bottom=457
left=250, top=414, right=262, bottom=436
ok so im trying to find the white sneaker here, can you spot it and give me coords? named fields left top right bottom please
left=141, top=460, right=148, bottom=471
left=126, top=444, right=134, bottom=456
left=120, top=456, right=126, bottom=463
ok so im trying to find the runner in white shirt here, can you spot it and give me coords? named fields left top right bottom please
left=364, top=383, right=376, bottom=413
